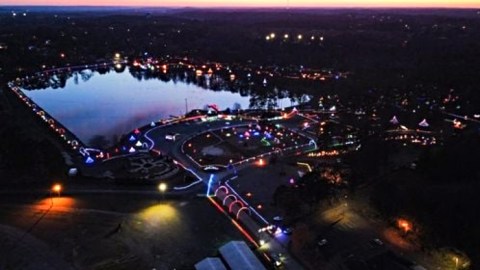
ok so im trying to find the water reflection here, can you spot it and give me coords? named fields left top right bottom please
left=20, top=66, right=302, bottom=146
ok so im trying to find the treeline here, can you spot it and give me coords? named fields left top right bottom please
left=0, top=110, right=66, bottom=185
left=370, top=133, right=480, bottom=265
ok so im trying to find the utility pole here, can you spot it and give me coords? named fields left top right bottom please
left=185, top=98, right=188, bottom=115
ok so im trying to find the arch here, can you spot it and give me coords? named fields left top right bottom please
left=222, top=194, right=237, bottom=206
left=236, top=207, right=251, bottom=220
left=215, top=186, right=229, bottom=197
left=228, top=199, right=244, bottom=213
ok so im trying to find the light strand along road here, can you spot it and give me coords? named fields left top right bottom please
left=140, top=115, right=316, bottom=269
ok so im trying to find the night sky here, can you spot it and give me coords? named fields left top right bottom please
left=4, top=0, right=480, bottom=8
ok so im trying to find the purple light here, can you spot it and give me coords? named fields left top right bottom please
left=289, top=178, right=295, bottom=184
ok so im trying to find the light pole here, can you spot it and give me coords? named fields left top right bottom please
left=52, top=183, right=62, bottom=197
left=158, top=182, right=167, bottom=200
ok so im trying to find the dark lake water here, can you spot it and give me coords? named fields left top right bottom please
left=20, top=69, right=293, bottom=145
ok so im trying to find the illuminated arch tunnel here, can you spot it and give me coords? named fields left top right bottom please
left=214, top=186, right=251, bottom=220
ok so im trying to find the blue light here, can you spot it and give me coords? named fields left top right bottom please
left=206, top=174, right=214, bottom=197
left=253, top=132, right=260, bottom=136
left=85, top=157, right=94, bottom=164
left=239, top=134, right=244, bottom=138
left=129, top=135, right=136, bottom=142
left=227, top=164, right=237, bottom=175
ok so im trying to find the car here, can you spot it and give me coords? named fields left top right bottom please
left=270, top=253, right=284, bottom=269
left=317, top=239, right=328, bottom=247
left=165, top=132, right=180, bottom=141
left=203, top=166, right=222, bottom=172
left=282, top=227, right=293, bottom=235
left=273, top=216, right=284, bottom=222
left=370, top=238, right=384, bottom=247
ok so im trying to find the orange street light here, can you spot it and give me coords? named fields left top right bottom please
left=52, top=183, right=62, bottom=196
left=397, top=218, right=412, bottom=233
left=257, top=158, right=265, bottom=167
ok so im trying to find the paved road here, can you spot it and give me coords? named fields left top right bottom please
left=0, top=190, right=246, bottom=270
left=140, top=116, right=314, bottom=269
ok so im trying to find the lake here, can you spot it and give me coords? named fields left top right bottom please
left=20, top=68, right=292, bottom=146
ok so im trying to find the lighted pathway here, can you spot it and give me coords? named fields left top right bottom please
left=140, top=116, right=316, bottom=269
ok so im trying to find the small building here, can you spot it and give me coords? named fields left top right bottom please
left=219, top=241, right=266, bottom=270
left=194, top=257, right=227, bottom=270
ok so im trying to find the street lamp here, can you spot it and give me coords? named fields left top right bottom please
left=52, top=183, right=62, bottom=196
left=158, top=183, right=167, bottom=199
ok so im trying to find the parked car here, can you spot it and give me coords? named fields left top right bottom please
left=317, top=239, right=328, bottom=247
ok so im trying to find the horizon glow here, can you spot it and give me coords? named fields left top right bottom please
left=3, top=0, right=480, bottom=8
